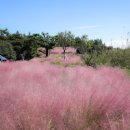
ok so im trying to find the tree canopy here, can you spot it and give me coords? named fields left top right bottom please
left=0, top=28, right=111, bottom=61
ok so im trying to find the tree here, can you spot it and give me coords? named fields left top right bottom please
left=9, top=31, right=25, bottom=60
left=0, top=28, right=9, bottom=36
left=75, top=37, right=87, bottom=54
left=57, top=31, right=75, bottom=59
left=0, top=40, right=16, bottom=60
left=21, top=33, right=41, bottom=60
left=0, top=28, right=10, bottom=40
left=81, top=35, right=88, bottom=44
left=39, top=33, right=55, bottom=57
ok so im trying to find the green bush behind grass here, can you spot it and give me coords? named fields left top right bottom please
left=82, top=48, right=130, bottom=69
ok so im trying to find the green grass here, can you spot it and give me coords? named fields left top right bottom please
left=127, top=69, right=130, bottom=76
left=123, top=69, right=130, bottom=76
left=51, top=60, right=63, bottom=65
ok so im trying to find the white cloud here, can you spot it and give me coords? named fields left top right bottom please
left=75, top=25, right=98, bottom=30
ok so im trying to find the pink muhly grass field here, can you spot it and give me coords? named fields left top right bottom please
left=0, top=61, right=130, bottom=130
left=51, top=47, right=76, bottom=54
left=31, top=53, right=83, bottom=66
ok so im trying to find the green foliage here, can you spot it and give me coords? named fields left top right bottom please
left=75, top=37, right=87, bottom=54
left=82, top=48, right=130, bottom=69
left=0, top=40, right=16, bottom=60
left=11, top=41, right=24, bottom=60
left=51, top=60, right=63, bottom=65
left=126, top=69, right=130, bottom=75
left=10, top=33, right=41, bottom=60
left=9, top=32, right=26, bottom=60
left=0, top=28, right=10, bottom=40
left=57, top=31, right=75, bottom=47
left=39, top=33, right=55, bottom=57
left=1, top=27, right=130, bottom=70
left=23, top=34, right=41, bottom=59
left=110, top=48, right=130, bottom=69
left=82, top=53, right=96, bottom=67
left=56, top=31, right=75, bottom=59
left=0, top=28, right=113, bottom=62
left=76, top=38, right=108, bottom=55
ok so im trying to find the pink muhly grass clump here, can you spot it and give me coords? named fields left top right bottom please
left=62, top=54, right=83, bottom=65
left=49, top=54, right=82, bottom=65
left=0, top=61, right=130, bottom=130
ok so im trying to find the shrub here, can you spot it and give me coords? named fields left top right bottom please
left=0, top=40, right=16, bottom=60
left=82, top=48, right=130, bottom=69
left=110, top=48, right=130, bottom=69
left=0, top=62, right=130, bottom=130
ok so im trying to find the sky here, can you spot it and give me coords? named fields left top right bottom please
left=0, top=0, right=130, bottom=47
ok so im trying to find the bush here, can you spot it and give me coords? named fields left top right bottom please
left=0, top=62, right=130, bottom=130
left=82, top=48, right=130, bottom=69
left=110, top=48, right=130, bottom=69
left=0, top=40, right=16, bottom=60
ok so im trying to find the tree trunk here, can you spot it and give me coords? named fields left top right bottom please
left=45, top=47, right=49, bottom=57
left=63, top=49, right=66, bottom=59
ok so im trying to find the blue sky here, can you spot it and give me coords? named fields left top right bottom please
left=0, top=0, right=130, bottom=47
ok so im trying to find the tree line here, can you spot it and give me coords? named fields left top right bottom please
left=0, top=28, right=112, bottom=61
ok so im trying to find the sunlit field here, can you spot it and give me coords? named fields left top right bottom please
left=1, top=0, right=130, bottom=129
left=0, top=61, right=130, bottom=130
left=31, top=47, right=83, bottom=66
